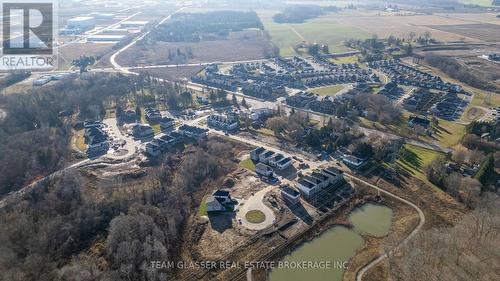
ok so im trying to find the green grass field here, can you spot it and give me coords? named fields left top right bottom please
left=198, top=199, right=208, bottom=217
left=258, top=11, right=370, bottom=57
left=245, top=210, right=266, bottom=223
left=459, top=0, right=495, bottom=7
left=429, top=119, right=467, bottom=148
left=239, top=158, right=256, bottom=171
left=330, top=55, right=359, bottom=64
left=397, top=144, right=444, bottom=183
left=310, top=85, right=345, bottom=96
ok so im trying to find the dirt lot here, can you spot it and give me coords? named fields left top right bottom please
left=131, top=66, right=203, bottom=81
left=116, top=30, right=274, bottom=67
left=427, top=23, right=500, bottom=42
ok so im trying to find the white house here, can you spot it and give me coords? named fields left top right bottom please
left=206, top=190, right=233, bottom=213
left=256, top=163, right=274, bottom=177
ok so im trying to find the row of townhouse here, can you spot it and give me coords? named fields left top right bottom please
left=250, top=147, right=294, bottom=176
left=297, top=167, right=345, bottom=198
left=207, top=114, right=239, bottom=132
left=144, top=125, right=208, bottom=157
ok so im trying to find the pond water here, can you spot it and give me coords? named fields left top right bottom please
left=269, top=203, right=393, bottom=281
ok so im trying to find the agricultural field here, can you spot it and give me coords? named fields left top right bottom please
left=434, top=12, right=500, bottom=25
left=428, top=23, right=500, bottom=42
left=458, top=0, right=496, bottom=6
left=333, top=12, right=488, bottom=43
left=117, top=30, right=273, bottom=66
left=257, top=10, right=369, bottom=56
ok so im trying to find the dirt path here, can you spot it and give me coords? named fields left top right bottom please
left=351, top=175, right=425, bottom=281
left=286, top=25, right=306, bottom=42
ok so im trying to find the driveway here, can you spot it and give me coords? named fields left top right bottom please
left=237, top=185, right=276, bottom=231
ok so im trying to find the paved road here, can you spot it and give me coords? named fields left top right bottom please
left=198, top=119, right=425, bottom=281
left=110, top=3, right=193, bottom=72
left=237, top=185, right=276, bottom=231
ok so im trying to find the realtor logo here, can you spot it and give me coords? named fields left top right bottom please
left=1, top=0, right=57, bottom=70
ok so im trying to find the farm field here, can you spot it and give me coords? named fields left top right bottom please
left=434, top=12, right=500, bottom=25
left=257, top=10, right=369, bottom=56
left=117, top=30, right=273, bottom=66
left=333, top=12, right=486, bottom=43
left=428, top=24, right=500, bottom=42
left=458, top=0, right=495, bottom=6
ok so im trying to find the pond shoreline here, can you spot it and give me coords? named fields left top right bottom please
left=268, top=197, right=393, bottom=281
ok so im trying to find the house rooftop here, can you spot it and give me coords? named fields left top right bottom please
left=282, top=186, right=300, bottom=197
left=213, top=190, right=230, bottom=197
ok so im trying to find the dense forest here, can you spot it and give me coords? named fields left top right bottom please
left=0, top=137, right=243, bottom=281
left=150, top=11, right=264, bottom=42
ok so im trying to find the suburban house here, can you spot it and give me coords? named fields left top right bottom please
left=297, top=167, right=344, bottom=198
left=178, top=125, right=208, bottom=139
left=281, top=185, right=301, bottom=204
left=408, top=115, right=431, bottom=129
left=250, top=147, right=266, bottom=161
left=159, top=117, right=175, bottom=131
left=145, top=142, right=161, bottom=157
left=207, top=114, right=239, bottom=132
left=84, top=122, right=109, bottom=157
left=342, top=155, right=368, bottom=169
left=256, top=163, right=274, bottom=178
left=129, top=123, right=154, bottom=139
left=206, top=190, right=233, bottom=213
left=145, top=107, right=162, bottom=123
left=121, top=109, right=137, bottom=123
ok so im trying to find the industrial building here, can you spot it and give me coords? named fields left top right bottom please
left=67, top=16, right=95, bottom=30
left=87, top=35, right=125, bottom=42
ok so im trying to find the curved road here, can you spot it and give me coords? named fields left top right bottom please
left=349, top=175, right=425, bottom=281
left=237, top=185, right=276, bottom=231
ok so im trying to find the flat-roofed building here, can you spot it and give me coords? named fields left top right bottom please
left=67, top=16, right=95, bottom=30
left=281, top=186, right=301, bottom=204
left=297, top=167, right=344, bottom=198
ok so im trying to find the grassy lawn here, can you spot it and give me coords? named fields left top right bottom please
left=257, top=10, right=369, bottom=57
left=198, top=199, right=208, bottom=217
left=151, top=124, right=161, bottom=135
left=396, top=144, right=444, bottom=183
left=357, top=111, right=466, bottom=148
left=330, top=55, right=359, bottom=64
left=245, top=210, right=266, bottom=223
left=428, top=119, right=466, bottom=148
left=74, top=129, right=87, bottom=151
left=471, top=91, right=500, bottom=108
left=310, top=85, right=345, bottom=96
left=239, top=158, right=256, bottom=171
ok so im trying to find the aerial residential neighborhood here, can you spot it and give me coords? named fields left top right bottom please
left=0, top=1, right=499, bottom=281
